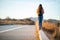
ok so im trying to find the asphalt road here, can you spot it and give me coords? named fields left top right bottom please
left=0, top=25, right=36, bottom=40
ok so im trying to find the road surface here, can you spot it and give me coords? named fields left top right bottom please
left=0, top=25, right=36, bottom=40
left=0, top=24, right=49, bottom=40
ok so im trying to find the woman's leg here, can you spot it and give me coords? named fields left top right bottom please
left=38, top=16, right=43, bottom=29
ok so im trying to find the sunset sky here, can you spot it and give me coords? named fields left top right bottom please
left=0, top=0, right=60, bottom=20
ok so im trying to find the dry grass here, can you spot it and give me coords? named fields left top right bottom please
left=42, top=21, right=56, bottom=30
left=42, top=21, right=60, bottom=40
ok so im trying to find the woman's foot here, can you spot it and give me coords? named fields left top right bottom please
left=39, top=27, right=42, bottom=30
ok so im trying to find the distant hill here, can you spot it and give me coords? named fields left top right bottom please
left=29, top=17, right=38, bottom=21
left=47, top=19, right=59, bottom=23
left=30, top=17, right=60, bottom=23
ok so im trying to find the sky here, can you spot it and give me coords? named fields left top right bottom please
left=0, top=0, right=60, bottom=20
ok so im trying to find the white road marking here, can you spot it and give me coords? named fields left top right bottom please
left=0, top=27, right=24, bottom=33
left=39, top=30, right=49, bottom=40
left=39, top=32, right=42, bottom=40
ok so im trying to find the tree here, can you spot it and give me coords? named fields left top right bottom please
left=0, top=18, right=1, bottom=20
left=5, top=16, right=11, bottom=20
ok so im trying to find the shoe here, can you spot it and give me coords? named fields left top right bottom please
left=39, top=28, right=41, bottom=30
